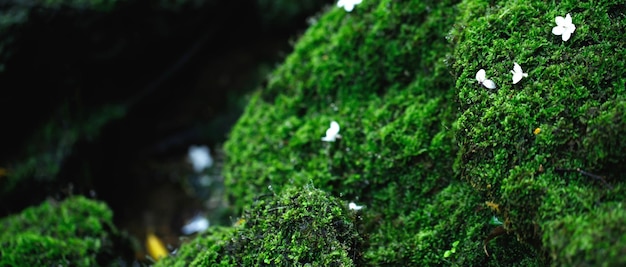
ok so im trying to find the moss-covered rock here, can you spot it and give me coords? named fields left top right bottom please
left=15, top=0, right=618, bottom=265
left=219, top=0, right=625, bottom=266
left=451, top=0, right=626, bottom=264
left=157, top=185, right=364, bottom=266
left=0, top=196, right=118, bottom=266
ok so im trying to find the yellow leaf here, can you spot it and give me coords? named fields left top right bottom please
left=146, top=232, right=168, bottom=261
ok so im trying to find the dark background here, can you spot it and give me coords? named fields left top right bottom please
left=0, top=0, right=333, bottom=262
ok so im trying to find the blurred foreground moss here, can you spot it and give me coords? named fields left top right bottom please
left=0, top=196, right=118, bottom=266
left=157, top=186, right=365, bottom=266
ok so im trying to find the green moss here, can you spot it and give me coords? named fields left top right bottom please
left=157, top=226, right=236, bottom=267
left=157, top=186, right=364, bottom=266
left=178, top=0, right=624, bottom=265
left=225, top=0, right=460, bottom=216
left=0, top=196, right=116, bottom=266
left=542, top=201, right=626, bottom=266
left=451, top=0, right=626, bottom=263
left=222, top=0, right=538, bottom=265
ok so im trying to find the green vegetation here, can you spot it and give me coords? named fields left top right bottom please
left=158, top=186, right=364, bottom=266
left=451, top=0, right=626, bottom=265
left=2, top=0, right=625, bottom=265
left=0, top=196, right=118, bottom=266
left=218, top=0, right=625, bottom=265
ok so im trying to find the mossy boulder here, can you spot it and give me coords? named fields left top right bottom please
left=451, top=0, right=626, bottom=265
left=0, top=196, right=118, bottom=266
left=4, top=0, right=622, bottom=265
left=219, top=0, right=625, bottom=266
left=157, top=185, right=364, bottom=266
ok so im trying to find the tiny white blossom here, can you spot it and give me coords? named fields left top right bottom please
left=181, top=214, right=210, bottom=235
left=476, top=69, right=497, bottom=89
left=337, top=0, right=362, bottom=12
left=552, top=13, right=576, bottom=41
left=322, top=121, right=341, bottom=142
left=348, top=202, right=364, bottom=211
left=188, top=145, right=213, bottom=173
left=510, top=62, right=528, bottom=84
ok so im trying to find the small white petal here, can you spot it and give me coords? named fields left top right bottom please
left=482, top=79, right=497, bottom=89
left=349, top=202, right=364, bottom=210
left=511, top=63, right=527, bottom=84
left=181, top=215, right=210, bottom=235
left=476, top=69, right=486, bottom=83
left=328, top=121, right=340, bottom=135
left=552, top=25, right=565, bottom=35
left=564, top=13, right=572, bottom=25
left=338, top=0, right=361, bottom=12
left=512, top=73, right=523, bottom=84
left=322, top=121, right=341, bottom=142
left=188, top=145, right=213, bottom=173
left=562, top=31, right=572, bottom=41
left=555, top=16, right=565, bottom=25
left=321, top=136, right=335, bottom=142
left=513, top=63, right=521, bottom=73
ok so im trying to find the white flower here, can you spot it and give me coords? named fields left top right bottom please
left=476, top=69, right=497, bottom=89
left=188, top=145, right=213, bottom=173
left=337, top=0, right=362, bottom=12
left=510, top=62, right=528, bottom=84
left=348, top=202, right=364, bottom=211
left=181, top=214, right=210, bottom=235
left=322, top=121, right=341, bottom=142
left=552, top=13, right=576, bottom=41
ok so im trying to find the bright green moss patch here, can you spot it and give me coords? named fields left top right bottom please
left=157, top=186, right=365, bottom=266
left=209, top=0, right=624, bottom=265
left=223, top=0, right=542, bottom=265
left=451, top=0, right=626, bottom=263
left=157, top=226, right=236, bottom=267
left=0, top=196, right=116, bottom=266
left=225, top=185, right=365, bottom=266
left=225, top=0, right=461, bottom=217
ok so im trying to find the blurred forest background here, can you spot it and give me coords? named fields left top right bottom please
left=0, top=0, right=332, bottom=262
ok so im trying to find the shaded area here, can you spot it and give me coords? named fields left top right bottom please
left=0, top=0, right=334, bottom=263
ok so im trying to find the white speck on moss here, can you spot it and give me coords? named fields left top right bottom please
left=476, top=69, right=497, bottom=89
left=348, top=202, right=364, bottom=210
left=511, top=62, right=528, bottom=84
left=337, top=0, right=362, bottom=12
left=552, top=13, right=576, bottom=41
left=322, top=121, right=341, bottom=142
left=181, top=214, right=210, bottom=235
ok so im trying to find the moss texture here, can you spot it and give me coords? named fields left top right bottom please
left=0, top=196, right=117, bottom=266
left=157, top=185, right=364, bottom=266
left=216, top=0, right=625, bottom=266
left=451, top=0, right=626, bottom=265
left=5, top=0, right=623, bottom=265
